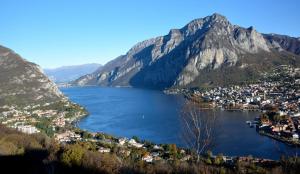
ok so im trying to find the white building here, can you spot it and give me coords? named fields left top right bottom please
left=293, top=133, right=299, bottom=139
left=293, top=112, right=300, bottom=117
left=54, top=130, right=81, bottom=142
left=98, top=147, right=111, bottom=153
left=142, top=155, right=153, bottom=163
left=17, top=125, right=40, bottom=134
left=118, top=138, right=127, bottom=145
left=153, top=145, right=163, bottom=150
left=128, top=139, right=143, bottom=148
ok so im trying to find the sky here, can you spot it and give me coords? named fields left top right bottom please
left=1, top=0, right=300, bottom=69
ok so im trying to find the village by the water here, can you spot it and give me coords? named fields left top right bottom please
left=0, top=65, right=299, bottom=165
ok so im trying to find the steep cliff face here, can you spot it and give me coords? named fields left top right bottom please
left=263, top=34, right=300, bottom=55
left=0, top=45, right=65, bottom=106
left=74, top=13, right=300, bottom=89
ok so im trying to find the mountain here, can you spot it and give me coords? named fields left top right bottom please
left=263, top=34, right=300, bottom=55
left=74, top=13, right=300, bottom=89
left=44, top=64, right=102, bottom=83
left=0, top=45, right=65, bottom=107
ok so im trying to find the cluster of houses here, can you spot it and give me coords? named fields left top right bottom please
left=107, top=137, right=189, bottom=163
left=32, top=109, right=60, bottom=118
left=0, top=100, right=86, bottom=136
left=186, top=65, right=300, bottom=144
left=1, top=64, right=298, bottom=165
left=0, top=105, right=28, bottom=118
left=55, top=131, right=275, bottom=165
left=54, top=130, right=82, bottom=142
left=52, top=115, right=66, bottom=127
left=236, top=156, right=277, bottom=166
left=258, top=112, right=300, bottom=143
left=118, top=138, right=144, bottom=148
left=52, top=130, right=194, bottom=163
left=194, top=85, right=264, bottom=110
left=14, top=124, right=40, bottom=134
left=0, top=108, right=65, bottom=133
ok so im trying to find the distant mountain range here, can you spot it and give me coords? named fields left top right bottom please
left=74, top=13, right=300, bottom=89
left=0, top=45, right=65, bottom=107
left=44, top=64, right=102, bottom=83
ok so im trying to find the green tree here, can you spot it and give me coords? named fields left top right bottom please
left=206, top=150, right=213, bottom=158
left=81, top=131, right=93, bottom=139
left=61, top=144, right=85, bottom=166
left=168, top=144, right=178, bottom=158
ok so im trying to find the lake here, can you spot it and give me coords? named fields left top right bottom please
left=61, top=86, right=299, bottom=160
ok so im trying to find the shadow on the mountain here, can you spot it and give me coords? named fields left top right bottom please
left=129, top=24, right=211, bottom=89
left=0, top=149, right=49, bottom=174
left=0, top=149, right=103, bottom=174
left=129, top=42, right=190, bottom=89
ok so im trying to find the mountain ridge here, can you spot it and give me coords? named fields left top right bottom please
left=73, top=13, right=300, bottom=89
left=44, top=63, right=102, bottom=83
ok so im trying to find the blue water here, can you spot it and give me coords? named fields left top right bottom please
left=61, top=86, right=298, bottom=160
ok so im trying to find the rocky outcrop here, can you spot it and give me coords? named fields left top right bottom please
left=74, top=13, right=300, bottom=89
left=0, top=45, right=66, bottom=107
left=263, top=34, right=300, bottom=55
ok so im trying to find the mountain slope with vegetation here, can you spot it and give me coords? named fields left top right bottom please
left=0, top=44, right=87, bottom=136
left=0, top=45, right=64, bottom=107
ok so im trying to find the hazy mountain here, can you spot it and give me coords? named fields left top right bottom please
left=0, top=45, right=65, bottom=107
left=44, top=64, right=102, bottom=83
left=74, top=13, right=300, bottom=89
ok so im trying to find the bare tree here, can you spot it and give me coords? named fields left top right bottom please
left=180, top=100, right=217, bottom=161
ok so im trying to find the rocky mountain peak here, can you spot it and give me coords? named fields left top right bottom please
left=124, top=37, right=161, bottom=61
left=181, top=13, right=230, bottom=38
left=168, top=29, right=181, bottom=37
left=74, top=13, right=300, bottom=89
left=209, top=13, right=229, bottom=24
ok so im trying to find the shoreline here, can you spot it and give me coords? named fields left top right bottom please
left=61, top=87, right=298, bottom=161
left=259, top=131, right=300, bottom=147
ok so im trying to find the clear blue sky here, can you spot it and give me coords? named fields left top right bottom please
left=1, top=0, right=299, bottom=68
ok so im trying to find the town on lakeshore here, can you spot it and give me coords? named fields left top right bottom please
left=0, top=64, right=298, bottom=168
left=0, top=95, right=275, bottom=166
left=2, top=0, right=300, bottom=172
left=165, top=65, right=300, bottom=146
